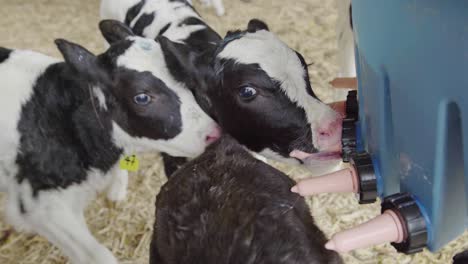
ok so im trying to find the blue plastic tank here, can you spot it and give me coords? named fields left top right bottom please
left=352, top=0, right=468, bottom=251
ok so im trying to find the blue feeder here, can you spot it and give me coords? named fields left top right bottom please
left=351, top=0, right=468, bottom=252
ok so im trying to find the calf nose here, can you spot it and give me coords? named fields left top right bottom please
left=316, top=116, right=343, bottom=152
left=205, top=125, right=222, bottom=145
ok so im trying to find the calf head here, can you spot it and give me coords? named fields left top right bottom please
left=159, top=19, right=342, bottom=164
left=55, top=20, right=220, bottom=158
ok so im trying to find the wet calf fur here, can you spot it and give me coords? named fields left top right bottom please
left=0, top=21, right=217, bottom=264
left=150, top=136, right=343, bottom=264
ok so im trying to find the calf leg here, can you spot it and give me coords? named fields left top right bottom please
left=106, top=161, right=129, bottom=202
left=5, top=184, right=117, bottom=264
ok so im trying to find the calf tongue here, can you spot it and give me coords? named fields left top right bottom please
left=290, top=150, right=314, bottom=160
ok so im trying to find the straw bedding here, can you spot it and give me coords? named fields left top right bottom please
left=0, top=0, right=466, bottom=263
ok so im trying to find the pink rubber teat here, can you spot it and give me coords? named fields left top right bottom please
left=291, top=167, right=359, bottom=196
left=325, top=210, right=406, bottom=253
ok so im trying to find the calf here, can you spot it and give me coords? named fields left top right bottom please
left=102, top=0, right=343, bottom=171
left=160, top=19, right=343, bottom=168
left=101, top=0, right=223, bottom=175
left=0, top=20, right=218, bottom=264
left=100, top=0, right=221, bottom=53
left=150, top=135, right=343, bottom=264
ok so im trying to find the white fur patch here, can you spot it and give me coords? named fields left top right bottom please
left=92, top=86, right=108, bottom=110
left=218, top=30, right=339, bottom=147
left=112, top=37, right=217, bottom=157
left=5, top=169, right=118, bottom=264
left=0, top=50, right=59, bottom=191
left=259, top=148, right=301, bottom=165
left=106, top=161, right=129, bottom=202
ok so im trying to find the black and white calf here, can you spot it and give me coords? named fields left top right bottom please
left=0, top=21, right=218, bottom=264
left=101, top=0, right=223, bottom=175
left=161, top=19, right=344, bottom=168
left=100, top=0, right=221, bottom=53
left=101, top=1, right=343, bottom=168
left=150, top=135, right=343, bottom=264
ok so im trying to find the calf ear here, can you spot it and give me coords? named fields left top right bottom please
left=158, top=36, right=215, bottom=118
left=158, top=36, right=199, bottom=84
left=99, top=19, right=135, bottom=44
left=55, top=39, right=107, bottom=83
left=247, top=19, right=269, bottom=32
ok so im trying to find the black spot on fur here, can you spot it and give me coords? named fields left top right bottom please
left=295, top=51, right=318, bottom=99
left=150, top=135, right=343, bottom=264
left=109, top=69, right=182, bottom=140
left=171, top=17, right=221, bottom=53
left=19, top=198, right=26, bottom=214
left=184, top=28, right=221, bottom=53
left=132, top=12, right=156, bottom=36
left=15, top=63, right=122, bottom=195
left=247, top=18, right=269, bottom=32
left=125, top=0, right=146, bottom=25
left=0, top=47, right=12, bottom=63
left=178, top=17, right=205, bottom=27
left=158, top=23, right=172, bottom=36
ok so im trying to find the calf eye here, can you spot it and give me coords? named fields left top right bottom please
left=133, top=93, right=151, bottom=105
left=238, top=86, right=257, bottom=100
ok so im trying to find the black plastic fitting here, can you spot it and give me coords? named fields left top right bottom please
left=350, top=153, right=378, bottom=204
left=381, top=193, right=428, bottom=254
left=341, top=90, right=359, bottom=162
left=345, top=90, right=359, bottom=121
left=342, top=120, right=357, bottom=162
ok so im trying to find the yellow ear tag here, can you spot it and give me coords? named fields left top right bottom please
left=119, top=155, right=140, bottom=172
